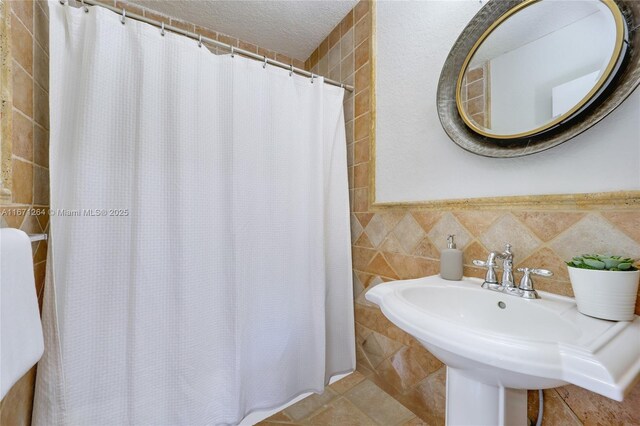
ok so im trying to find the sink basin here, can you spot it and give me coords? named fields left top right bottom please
left=366, top=275, right=640, bottom=426
left=399, top=285, right=582, bottom=342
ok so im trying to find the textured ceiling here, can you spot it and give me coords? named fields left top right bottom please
left=131, top=0, right=357, bottom=60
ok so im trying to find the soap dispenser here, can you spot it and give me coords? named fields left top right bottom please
left=440, top=234, right=463, bottom=280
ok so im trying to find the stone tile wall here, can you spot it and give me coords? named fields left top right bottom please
left=306, top=1, right=640, bottom=424
left=0, top=1, right=50, bottom=423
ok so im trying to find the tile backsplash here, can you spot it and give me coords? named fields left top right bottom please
left=307, top=1, right=640, bottom=424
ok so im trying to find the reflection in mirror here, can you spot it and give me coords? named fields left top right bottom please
left=457, top=0, right=626, bottom=139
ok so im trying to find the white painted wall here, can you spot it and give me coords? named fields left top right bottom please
left=375, top=0, right=640, bottom=203
left=552, top=71, right=599, bottom=118
left=489, top=11, right=615, bottom=134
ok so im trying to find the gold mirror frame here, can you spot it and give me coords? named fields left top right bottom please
left=456, top=0, right=626, bottom=140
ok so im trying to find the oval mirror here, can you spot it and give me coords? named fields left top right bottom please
left=437, top=0, right=640, bottom=157
left=458, top=0, right=626, bottom=139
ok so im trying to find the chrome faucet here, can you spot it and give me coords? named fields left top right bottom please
left=473, top=244, right=553, bottom=299
left=500, top=244, right=516, bottom=291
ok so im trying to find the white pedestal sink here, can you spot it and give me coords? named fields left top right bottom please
left=365, top=275, right=640, bottom=426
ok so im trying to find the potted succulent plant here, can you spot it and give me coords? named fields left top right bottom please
left=566, top=254, right=639, bottom=321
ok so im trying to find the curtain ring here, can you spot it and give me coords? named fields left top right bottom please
left=198, top=35, right=202, bottom=47
left=58, top=0, right=65, bottom=5
left=160, top=22, right=165, bottom=36
left=121, top=8, right=126, bottom=25
left=289, top=65, right=293, bottom=77
left=230, top=47, right=235, bottom=58
left=310, top=74, right=315, bottom=84
left=263, top=56, right=268, bottom=69
left=80, top=0, right=88, bottom=12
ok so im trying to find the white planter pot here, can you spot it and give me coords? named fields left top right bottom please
left=568, top=266, right=640, bottom=321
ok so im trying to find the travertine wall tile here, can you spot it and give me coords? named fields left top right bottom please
left=10, top=0, right=33, bottom=32
left=401, top=367, right=447, bottom=426
left=12, top=63, right=33, bottom=117
left=12, top=158, right=32, bottom=204
left=480, top=214, right=541, bottom=259
left=428, top=212, right=472, bottom=251
left=12, top=110, right=33, bottom=161
left=551, top=214, right=640, bottom=260
left=518, top=247, right=571, bottom=282
left=33, top=125, right=48, bottom=168
left=33, top=2, right=47, bottom=51
left=11, top=13, right=32, bottom=73
left=512, top=211, right=585, bottom=242
left=602, top=211, right=640, bottom=244
left=462, top=240, right=489, bottom=266
left=452, top=210, right=501, bottom=237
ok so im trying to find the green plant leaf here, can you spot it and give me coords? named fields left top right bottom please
left=583, top=258, right=606, bottom=269
left=602, top=258, right=621, bottom=269
left=567, top=254, right=638, bottom=271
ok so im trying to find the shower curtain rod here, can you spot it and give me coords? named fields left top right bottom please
left=59, top=0, right=355, bottom=93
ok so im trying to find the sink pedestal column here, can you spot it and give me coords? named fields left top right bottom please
left=446, top=367, right=527, bottom=426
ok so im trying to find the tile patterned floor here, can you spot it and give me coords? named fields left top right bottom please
left=257, top=370, right=427, bottom=426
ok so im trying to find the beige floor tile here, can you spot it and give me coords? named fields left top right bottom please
left=263, top=410, right=295, bottom=423
left=557, top=383, right=640, bottom=425
left=403, top=417, right=430, bottom=426
left=329, top=371, right=366, bottom=394
left=283, top=388, right=338, bottom=422
left=345, top=380, right=415, bottom=425
left=305, top=397, right=376, bottom=425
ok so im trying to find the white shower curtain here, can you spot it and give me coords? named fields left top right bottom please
left=34, top=3, right=354, bottom=425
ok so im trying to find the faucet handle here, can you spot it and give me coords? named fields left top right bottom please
left=516, top=268, right=553, bottom=299
left=532, top=268, right=552, bottom=277
left=516, top=267, right=552, bottom=277
left=475, top=253, right=503, bottom=288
